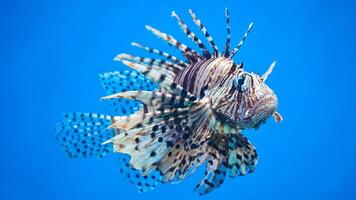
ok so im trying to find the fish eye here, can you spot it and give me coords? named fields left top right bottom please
left=233, top=74, right=246, bottom=90
left=237, top=76, right=245, bottom=85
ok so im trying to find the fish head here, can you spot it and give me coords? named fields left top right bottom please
left=212, top=61, right=282, bottom=129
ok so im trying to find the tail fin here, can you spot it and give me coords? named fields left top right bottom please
left=54, top=112, right=115, bottom=158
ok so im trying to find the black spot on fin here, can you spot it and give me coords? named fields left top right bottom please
left=227, top=133, right=258, bottom=177
left=54, top=112, right=114, bottom=158
left=99, top=70, right=157, bottom=115
left=107, top=103, right=211, bottom=183
left=194, top=133, right=228, bottom=195
left=118, top=155, right=163, bottom=193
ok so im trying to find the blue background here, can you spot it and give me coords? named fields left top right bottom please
left=1, top=0, right=355, bottom=199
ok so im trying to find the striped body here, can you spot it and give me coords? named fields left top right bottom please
left=174, top=57, right=235, bottom=98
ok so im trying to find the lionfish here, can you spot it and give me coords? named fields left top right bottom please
left=55, top=8, right=282, bottom=195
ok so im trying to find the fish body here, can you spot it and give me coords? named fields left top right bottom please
left=174, top=56, right=278, bottom=129
left=55, top=8, right=282, bottom=195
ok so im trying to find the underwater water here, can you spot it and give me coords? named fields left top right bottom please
left=1, top=0, right=355, bottom=199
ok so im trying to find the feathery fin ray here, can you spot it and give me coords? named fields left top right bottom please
left=145, top=25, right=199, bottom=62
left=223, top=7, right=231, bottom=57
left=131, top=42, right=188, bottom=67
left=171, top=11, right=211, bottom=58
left=189, top=9, right=220, bottom=57
left=229, top=22, right=254, bottom=58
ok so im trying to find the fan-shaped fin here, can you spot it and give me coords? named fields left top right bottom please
left=115, top=53, right=180, bottom=78
left=227, top=133, right=258, bottom=177
left=117, top=60, right=196, bottom=100
left=55, top=112, right=115, bottom=158
left=194, top=133, right=228, bottom=195
left=99, top=70, right=157, bottom=115
left=101, top=90, right=197, bottom=108
left=118, top=155, right=163, bottom=193
left=103, top=94, right=214, bottom=178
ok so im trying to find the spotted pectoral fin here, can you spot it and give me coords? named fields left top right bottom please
left=99, top=70, right=157, bottom=115
left=103, top=103, right=205, bottom=173
left=227, top=133, right=258, bottom=177
left=103, top=95, right=214, bottom=181
left=54, top=113, right=115, bottom=158
left=156, top=122, right=217, bottom=183
left=194, top=133, right=228, bottom=195
left=115, top=53, right=181, bottom=79
left=118, top=155, right=163, bottom=193
left=117, top=59, right=196, bottom=101
left=101, top=89, right=199, bottom=131
left=101, top=90, right=197, bottom=114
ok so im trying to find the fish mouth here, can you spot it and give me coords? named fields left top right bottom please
left=211, top=94, right=278, bottom=129
left=246, top=94, right=278, bottom=128
left=254, top=94, right=277, bottom=112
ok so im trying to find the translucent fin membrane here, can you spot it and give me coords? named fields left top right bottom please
left=99, top=70, right=157, bottom=115
left=117, top=60, right=196, bottom=100
left=118, top=156, right=163, bottom=193
left=114, top=53, right=179, bottom=78
left=194, top=134, right=228, bottom=195
left=226, top=133, right=258, bottom=177
left=55, top=112, right=114, bottom=158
